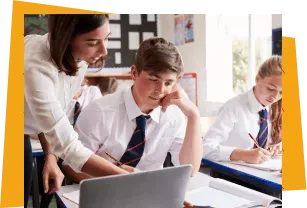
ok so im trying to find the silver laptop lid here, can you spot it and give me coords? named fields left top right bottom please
left=79, top=165, right=192, bottom=208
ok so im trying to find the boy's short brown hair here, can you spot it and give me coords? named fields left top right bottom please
left=134, top=37, right=184, bottom=75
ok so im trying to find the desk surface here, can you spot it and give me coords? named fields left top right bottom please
left=202, top=158, right=282, bottom=191
left=56, top=172, right=212, bottom=208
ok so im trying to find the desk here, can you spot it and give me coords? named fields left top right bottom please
left=31, top=139, right=43, bottom=208
left=55, top=172, right=212, bottom=208
left=56, top=172, right=281, bottom=208
left=201, top=158, right=282, bottom=194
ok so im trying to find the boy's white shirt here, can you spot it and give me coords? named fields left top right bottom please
left=74, top=86, right=187, bottom=171
left=66, top=85, right=102, bottom=125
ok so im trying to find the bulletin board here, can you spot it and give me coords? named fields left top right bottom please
left=103, top=14, right=158, bottom=68
left=179, top=73, right=198, bottom=106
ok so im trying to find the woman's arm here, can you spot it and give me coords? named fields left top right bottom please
left=25, top=57, right=127, bottom=176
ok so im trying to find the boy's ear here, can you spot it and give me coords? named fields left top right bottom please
left=255, top=75, right=260, bottom=83
left=130, top=65, right=137, bottom=80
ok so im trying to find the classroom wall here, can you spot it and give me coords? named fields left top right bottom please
left=158, top=14, right=207, bottom=116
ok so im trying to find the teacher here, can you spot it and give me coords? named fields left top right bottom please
left=24, top=14, right=127, bottom=207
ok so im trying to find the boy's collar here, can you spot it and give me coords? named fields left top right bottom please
left=124, top=87, right=160, bottom=124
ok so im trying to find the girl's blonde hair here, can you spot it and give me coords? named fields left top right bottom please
left=257, top=55, right=282, bottom=144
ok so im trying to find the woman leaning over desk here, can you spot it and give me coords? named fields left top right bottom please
left=203, top=56, right=282, bottom=164
left=24, top=14, right=128, bottom=207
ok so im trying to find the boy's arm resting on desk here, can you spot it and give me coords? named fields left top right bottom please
left=62, top=164, right=92, bottom=184
left=63, top=162, right=138, bottom=184
left=63, top=156, right=131, bottom=184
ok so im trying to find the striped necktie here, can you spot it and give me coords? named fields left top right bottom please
left=257, top=109, right=268, bottom=148
left=73, top=101, right=81, bottom=127
left=120, top=115, right=150, bottom=167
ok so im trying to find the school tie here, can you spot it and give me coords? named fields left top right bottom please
left=73, top=101, right=81, bottom=127
left=257, top=109, right=268, bottom=148
left=120, top=115, right=150, bottom=167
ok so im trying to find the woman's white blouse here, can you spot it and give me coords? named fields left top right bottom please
left=24, top=34, right=93, bottom=172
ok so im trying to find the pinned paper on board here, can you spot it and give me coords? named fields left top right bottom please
left=107, top=41, right=121, bottom=49
left=147, top=14, right=155, bottom=22
left=115, top=52, right=121, bottom=64
left=174, top=15, right=185, bottom=46
left=184, top=14, right=194, bottom=43
left=109, top=14, right=121, bottom=20
left=109, top=24, right=121, bottom=38
left=129, top=32, right=140, bottom=50
left=179, top=73, right=198, bottom=106
left=174, top=14, right=194, bottom=45
left=129, top=14, right=142, bottom=25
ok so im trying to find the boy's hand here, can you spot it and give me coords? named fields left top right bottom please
left=183, top=200, right=194, bottom=208
left=160, top=83, right=199, bottom=118
left=119, top=164, right=140, bottom=173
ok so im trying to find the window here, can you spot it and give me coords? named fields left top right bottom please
left=205, top=14, right=272, bottom=105
left=253, top=15, right=273, bottom=72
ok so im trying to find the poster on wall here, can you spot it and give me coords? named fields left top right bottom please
left=179, top=73, right=197, bottom=106
left=184, top=14, right=194, bottom=43
left=174, top=15, right=185, bottom=46
left=174, top=14, right=194, bottom=46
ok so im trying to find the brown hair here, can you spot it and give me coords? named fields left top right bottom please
left=257, top=55, right=282, bottom=143
left=134, top=37, right=184, bottom=75
left=48, top=14, right=109, bottom=76
left=98, top=77, right=118, bottom=95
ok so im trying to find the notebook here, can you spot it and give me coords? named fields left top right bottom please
left=185, top=178, right=282, bottom=208
left=230, top=157, right=282, bottom=171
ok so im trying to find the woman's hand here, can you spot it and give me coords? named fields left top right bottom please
left=42, top=155, right=64, bottom=194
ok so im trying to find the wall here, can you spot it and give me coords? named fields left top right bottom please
left=158, top=14, right=208, bottom=116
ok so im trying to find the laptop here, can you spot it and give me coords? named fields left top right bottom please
left=79, top=165, right=192, bottom=208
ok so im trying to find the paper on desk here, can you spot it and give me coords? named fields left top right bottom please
left=63, top=190, right=80, bottom=205
left=185, top=186, right=252, bottom=208
left=186, top=177, right=281, bottom=208
left=231, top=158, right=281, bottom=171
left=210, top=179, right=281, bottom=207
